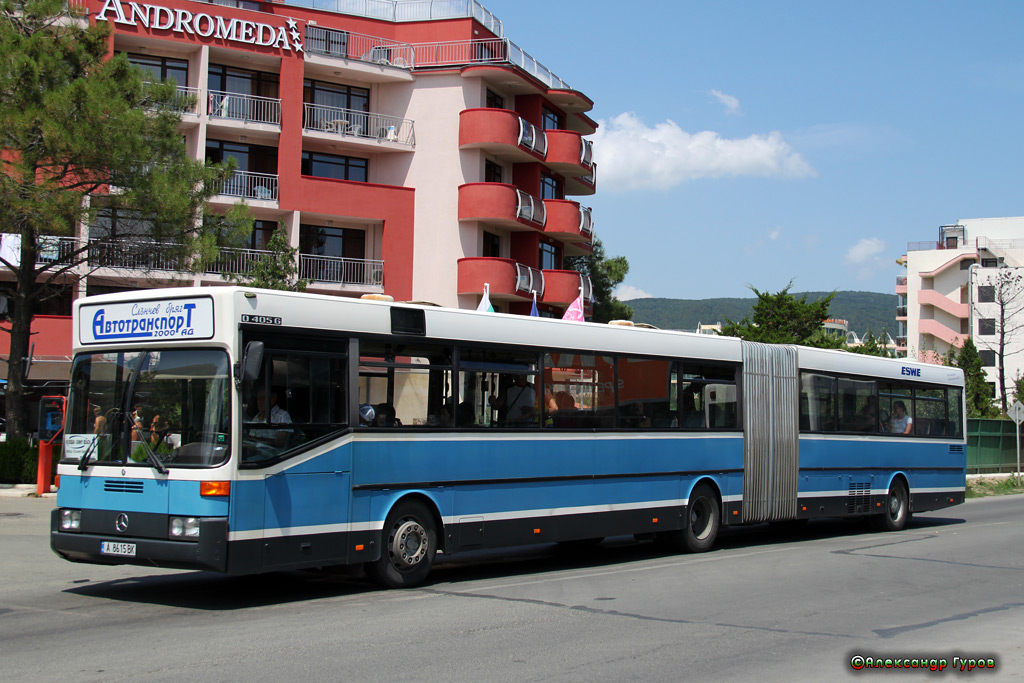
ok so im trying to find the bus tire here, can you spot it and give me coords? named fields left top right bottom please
left=872, top=479, right=910, bottom=532
left=657, top=483, right=720, bottom=553
left=365, top=500, right=437, bottom=589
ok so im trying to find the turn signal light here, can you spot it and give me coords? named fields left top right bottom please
left=200, top=481, right=231, bottom=497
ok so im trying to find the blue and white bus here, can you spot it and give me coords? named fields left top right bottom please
left=51, top=287, right=966, bottom=587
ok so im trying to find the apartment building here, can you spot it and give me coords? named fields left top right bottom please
left=1, top=0, right=599, bottom=396
left=898, top=217, right=1024, bottom=400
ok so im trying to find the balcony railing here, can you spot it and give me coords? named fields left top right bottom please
left=208, top=90, right=282, bottom=125
left=579, top=163, right=597, bottom=187
left=907, top=241, right=942, bottom=252
left=896, top=306, right=907, bottom=317
left=518, top=118, right=547, bottom=156
left=303, top=103, right=416, bottom=145
left=218, top=171, right=279, bottom=201
left=274, top=0, right=503, bottom=35
left=896, top=276, right=907, bottom=286
left=171, top=86, right=201, bottom=115
left=515, top=263, right=544, bottom=296
left=35, top=236, right=82, bottom=265
left=89, top=239, right=184, bottom=272
left=580, top=138, right=594, bottom=167
left=582, top=274, right=593, bottom=303
left=411, top=38, right=570, bottom=90
left=299, top=253, right=384, bottom=285
left=516, top=190, right=546, bottom=226
left=578, top=206, right=593, bottom=238
left=305, top=26, right=415, bottom=67
left=896, top=336, right=908, bottom=347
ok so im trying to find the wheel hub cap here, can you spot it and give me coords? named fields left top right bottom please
left=391, top=519, right=427, bottom=567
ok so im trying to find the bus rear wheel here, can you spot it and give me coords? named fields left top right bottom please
left=872, top=480, right=910, bottom=532
left=365, top=500, right=437, bottom=589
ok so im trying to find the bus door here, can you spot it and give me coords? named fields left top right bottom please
left=740, top=342, right=799, bottom=523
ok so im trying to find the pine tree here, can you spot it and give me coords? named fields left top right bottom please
left=719, top=282, right=841, bottom=348
left=947, top=338, right=998, bottom=418
left=563, top=238, right=631, bottom=323
left=0, top=0, right=250, bottom=436
left=227, top=224, right=308, bottom=291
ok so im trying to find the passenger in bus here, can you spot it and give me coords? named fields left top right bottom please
left=248, top=388, right=292, bottom=446
left=890, top=400, right=913, bottom=435
left=131, top=414, right=173, bottom=462
left=856, top=396, right=881, bottom=432
left=680, top=389, right=704, bottom=429
left=373, top=403, right=399, bottom=427
left=490, top=374, right=535, bottom=425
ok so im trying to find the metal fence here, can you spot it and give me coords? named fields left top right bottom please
left=578, top=206, right=593, bottom=238
left=516, top=190, right=546, bottom=226
left=518, top=118, right=547, bottom=156
left=410, top=38, right=569, bottom=90
left=515, top=263, right=544, bottom=296
left=967, top=419, right=1022, bottom=474
left=88, top=239, right=184, bottom=272
left=303, top=103, right=415, bottom=145
left=282, top=0, right=502, bottom=35
left=305, top=26, right=415, bottom=67
left=218, top=171, right=279, bottom=201
left=208, top=90, right=281, bottom=125
left=299, top=254, right=384, bottom=285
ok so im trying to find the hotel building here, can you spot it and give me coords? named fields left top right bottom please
left=897, top=217, right=1024, bottom=402
left=1, top=0, right=598, bottom=394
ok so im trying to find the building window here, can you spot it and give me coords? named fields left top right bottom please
left=979, top=349, right=996, bottom=367
left=483, top=231, right=500, bottom=257
left=205, top=140, right=278, bottom=174
left=301, top=151, right=368, bottom=182
left=127, top=53, right=188, bottom=85
left=303, top=80, right=369, bottom=112
left=208, top=64, right=279, bottom=99
left=540, top=173, right=563, bottom=200
left=485, top=161, right=503, bottom=184
left=541, top=106, right=564, bottom=131
left=981, top=258, right=1001, bottom=268
left=978, top=285, right=995, bottom=303
left=978, top=318, right=996, bottom=336
left=89, top=207, right=153, bottom=240
left=960, top=258, right=976, bottom=270
left=539, top=241, right=560, bottom=271
left=485, top=89, right=504, bottom=109
left=299, top=224, right=365, bottom=259
left=247, top=220, right=279, bottom=251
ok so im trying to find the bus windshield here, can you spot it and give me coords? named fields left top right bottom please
left=65, top=348, right=232, bottom=468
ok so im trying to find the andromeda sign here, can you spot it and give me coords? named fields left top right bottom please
left=95, top=0, right=304, bottom=53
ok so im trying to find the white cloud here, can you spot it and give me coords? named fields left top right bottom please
left=593, top=112, right=816, bottom=192
left=768, top=228, right=781, bottom=241
left=845, top=237, right=886, bottom=265
left=710, top=89, right=741, bottom=116
left=615, top=284, right=654, bottom=301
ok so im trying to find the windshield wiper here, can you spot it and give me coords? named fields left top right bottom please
left=76, top=437, right=99, bottom=472
left=135, top=436, right=169, bottom=475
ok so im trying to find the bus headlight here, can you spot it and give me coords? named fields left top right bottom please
left=169, top=517, right=201, bottom=540
left=59, top=509, right=81, bottom=531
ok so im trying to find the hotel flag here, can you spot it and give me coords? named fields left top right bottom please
left=530, top=291, right=539, bottom=317
left=476, top=283, right=494, bottom=312
left=561, top=291, right=584, bottom=321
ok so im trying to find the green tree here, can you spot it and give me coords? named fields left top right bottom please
left=849, top=329, right=895, bottom=357
left=945, top=338, right=998, bottom=418
left=226, top=224, right=308, bottom=291
left=719, top=282, right=842, bottom=347
left=0, top=0, right=249, bottom=437
left=564, top=238, right=631, bottom=324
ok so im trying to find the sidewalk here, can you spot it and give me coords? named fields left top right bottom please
left=0, top=484, right=57, bottom=499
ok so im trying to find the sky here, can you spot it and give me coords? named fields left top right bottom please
left=476, top=0, right=1024, bottom=300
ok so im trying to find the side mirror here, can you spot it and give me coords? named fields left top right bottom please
left=234, top=341, right=264, bottom=389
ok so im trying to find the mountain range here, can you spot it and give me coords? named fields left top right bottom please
left=626, top=291, right=897, bottom=338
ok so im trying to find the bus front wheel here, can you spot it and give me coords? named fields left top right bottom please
left=657, top=483, right=720, bottom=553
left=366, top=500, right=438, bottom=589
left=872, top=480, right=910, bottom=532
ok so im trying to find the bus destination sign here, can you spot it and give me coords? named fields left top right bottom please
left=79, top=297, right=215, bottom=344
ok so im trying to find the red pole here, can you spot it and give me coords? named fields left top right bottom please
left=37, top=442, right=53, bottom=495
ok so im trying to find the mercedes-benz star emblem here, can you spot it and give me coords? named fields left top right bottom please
left=115, top=513, right=129, bottom=533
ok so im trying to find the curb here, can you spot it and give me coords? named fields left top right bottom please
left=0, top=484, right=58, bottom=499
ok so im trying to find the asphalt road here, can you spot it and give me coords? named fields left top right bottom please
left=1, top=495, right=1022, bottom=682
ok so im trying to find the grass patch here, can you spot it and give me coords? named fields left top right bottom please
left=966, top=476, right=1024, bottom=498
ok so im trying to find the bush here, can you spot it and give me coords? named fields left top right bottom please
left=0, top=438, right=35, bottom=485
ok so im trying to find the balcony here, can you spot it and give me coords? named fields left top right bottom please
left=896, top=306, right=907, bottom=319
left=304, top=26, right=416, bottom=83
left=207, top=90, right=281, bottom=126
left=459, top=109, right=547, bottom=161
left=88, top=239, right=185, bottom=272
left=216, top=171, right=279, bottom=202
left=412, top=38, right=571, bottom=91
left=303, top=103, right=415, bottom=147
left=457, top=257, right=544, bottom=301
left=543, top=200, right=593, bottom=246
left=895, top=276, right=907, bottom=295
left=299, top=254, right=384, bottom=286
left=565, top=163, right=597, bottom=196
left=458, top=184, right=546, bottom=231
left=541, top=270, right=592, bottom=306
left=545, top=130, right=594, bottom=178
left=919, top=319, right=967, bottom=348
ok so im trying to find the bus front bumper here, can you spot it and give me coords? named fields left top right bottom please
left=50, top=510, right=229, bottom=573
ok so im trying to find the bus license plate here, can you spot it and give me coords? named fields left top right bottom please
left=100, top=541, right=136, bottom=557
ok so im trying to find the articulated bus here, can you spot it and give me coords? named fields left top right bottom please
left=51, top=287, right=966, bottom=587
